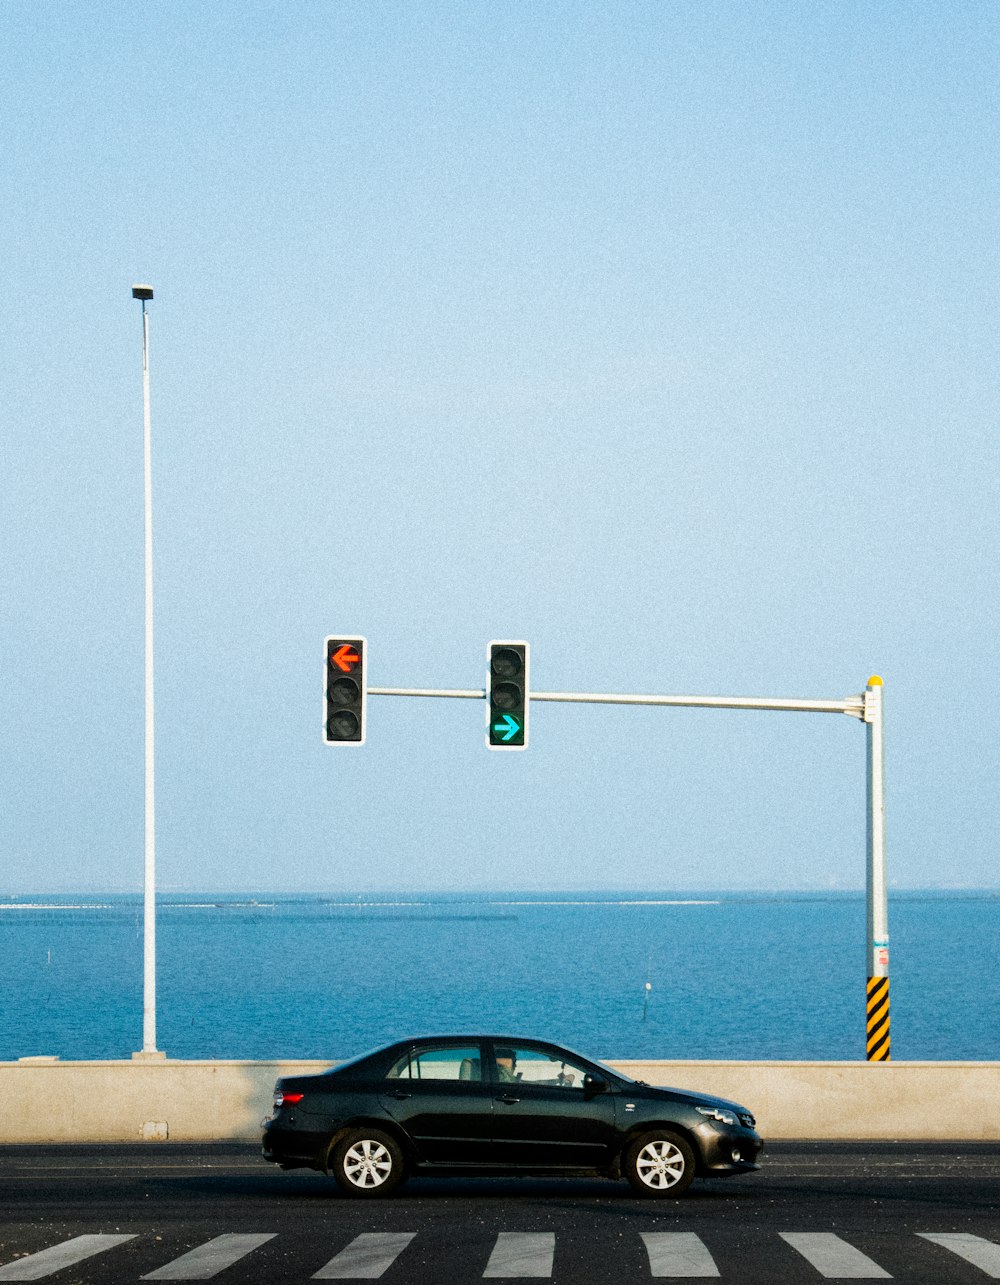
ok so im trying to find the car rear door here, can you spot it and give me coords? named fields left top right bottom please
left=378, top=1041, right=494, bottom=1166
left=487, top=1042, right=620, bottom=1170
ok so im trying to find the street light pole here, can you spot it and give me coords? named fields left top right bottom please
left=131, top=284, right=160, bottom=1058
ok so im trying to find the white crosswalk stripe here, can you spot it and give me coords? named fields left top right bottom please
left=482, top=1232, right=555, bottom=1278
left=641, top=1232, right=720, bottom=1277
left=919, top=1233, right=1000, bottom=1278
left=312, top=1233, right=417, bottom=1279
left=0, top=1234, right=137, bottom=1281
left=141, top=1233, right=276, bottom=1280
left=779, top=1233, right=892, bottom=1278
left=1, top=1226, right=999, bottom=1280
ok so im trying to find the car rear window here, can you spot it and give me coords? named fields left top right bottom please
left=386, top=1045, right=483, bottom=1082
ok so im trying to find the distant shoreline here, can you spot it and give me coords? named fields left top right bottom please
left=2, top=888, right=997, bottom=908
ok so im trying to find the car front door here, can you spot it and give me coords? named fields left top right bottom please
left=488, top=1042, right=620, bottom=1170
left=378, top=1041, right=494, bottom=1166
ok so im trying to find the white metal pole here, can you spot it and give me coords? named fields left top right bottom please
left=368, top=687, right=866, bottom=717
left=865, top=675, right=890, bottom=1060
left=365, top=674, right=884, bottom=1057
left=136, top=288, right=158, bottom=1055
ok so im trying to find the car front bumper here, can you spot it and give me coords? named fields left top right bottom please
left=696, top=1123, right=763, bottom=1174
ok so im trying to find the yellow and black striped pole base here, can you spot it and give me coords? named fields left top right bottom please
left=866, top=976, right=891, bottom=1061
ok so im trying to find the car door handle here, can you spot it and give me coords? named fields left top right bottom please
left=496, top=1094, right=521, bottom=1104
left=389, top=1090, right=412, bottom=1099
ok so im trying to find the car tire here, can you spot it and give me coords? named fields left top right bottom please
left=623, top=1130, right=696, bottom=1197
left=330, top=1128, right=406, bottom=1198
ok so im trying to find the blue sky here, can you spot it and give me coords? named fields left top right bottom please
left=2, top=2, right=997, bottom=892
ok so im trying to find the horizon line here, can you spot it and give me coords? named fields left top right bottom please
left=2, top=885, right=997, bottom=897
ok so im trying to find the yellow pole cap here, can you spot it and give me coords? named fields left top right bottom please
left=867, top=675, right=883, bottom=687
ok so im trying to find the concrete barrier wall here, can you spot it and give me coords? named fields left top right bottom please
left=612, top=1061, right=1000, bottom=1142
left=1, top=1058, right=997, bottom=1144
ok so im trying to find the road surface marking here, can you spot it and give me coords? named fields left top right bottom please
left=919, top=1233, right=1000, bottom=1278
left=141, top=1234, right=276, bottom=1280
left=313, top=1233, right=417, bottom=1279
left=482, top=1233, right=555, bottom=1278
left=0, top=1235, right=136, bottom=1281
left=641, top=1232, right=720, bottom=1277
left=780, top=1233, right=892, bottom=1278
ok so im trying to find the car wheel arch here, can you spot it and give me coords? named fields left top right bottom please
left=619, top=1121, right=703, bottom=1172
left=322, top=1117, right=416, bottom=1173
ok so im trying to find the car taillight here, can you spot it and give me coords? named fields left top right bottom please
left=274, top=1091, right=304, bottom=1108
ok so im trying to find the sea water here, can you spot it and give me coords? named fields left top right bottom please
left=0, top=892, right=997, bottom=1063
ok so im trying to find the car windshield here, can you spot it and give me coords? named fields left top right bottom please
left=591, top=1056, right=633, bottom=1083
left=542, top=1043, right=634, bottom=1084
left=505, top=1041, right=634, bottom=1086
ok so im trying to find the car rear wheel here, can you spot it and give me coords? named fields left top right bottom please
left=330, top=1129, right=406, bottom=1198
left=624, top=1131, right=696, bottom=1197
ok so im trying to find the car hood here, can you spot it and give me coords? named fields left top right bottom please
left=631, top=1083, right=752, bottom=1116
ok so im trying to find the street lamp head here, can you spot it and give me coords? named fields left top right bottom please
left=132, top=284, right=154, bottom=301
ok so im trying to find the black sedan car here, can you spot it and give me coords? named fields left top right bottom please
left=262, top=1035, right=762, bottom=1198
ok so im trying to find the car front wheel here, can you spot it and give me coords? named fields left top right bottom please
left=624, top=1131, right=696, bottom=1197
left=330, top=1129, right=406, bottom=1198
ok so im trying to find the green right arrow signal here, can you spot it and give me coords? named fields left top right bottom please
left=493, top=714, right=521, bottom=742
left=487, top=639, right=529, bottom=751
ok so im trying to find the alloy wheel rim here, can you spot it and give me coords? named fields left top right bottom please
left=635, top=1139, right=686, bottom=1189
left=343, top=1139, right=393, bottom=1188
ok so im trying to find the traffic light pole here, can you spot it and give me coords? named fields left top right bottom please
left=369, top=677, right=889, bottom=1060
left=370, top=685, right=865, bottom=717
left=864, top=677, right=890, bottom=1060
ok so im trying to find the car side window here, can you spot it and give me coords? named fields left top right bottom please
left=493, top=1044, right=591, bottom=1089
left=385, top=1045, right=483, bottom=1082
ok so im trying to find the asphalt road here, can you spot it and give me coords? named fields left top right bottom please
left=0, top=1143, right=998, bottom=1283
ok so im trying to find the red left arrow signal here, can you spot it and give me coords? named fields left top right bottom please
left=324, top=636, right=366, bottom=746
left=331, top=645, right=360, bottom=672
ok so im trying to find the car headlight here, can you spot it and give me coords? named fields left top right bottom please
left=696, top=1105, right=738, bottom=1126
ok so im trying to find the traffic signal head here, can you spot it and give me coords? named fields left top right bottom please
left=325, top=637, right=366, bottom=745
left=487, top=641, right=529, bottom=750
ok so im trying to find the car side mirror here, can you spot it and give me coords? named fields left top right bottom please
left=584, top=1075, right=608, bottom=1097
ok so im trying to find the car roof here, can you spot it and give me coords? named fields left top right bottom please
left=375, top=1035, right=613, bottom=1065
left=387, top=1034, right=579, bottom=1048
left=324, top=1035, right=628, bottom=1084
